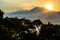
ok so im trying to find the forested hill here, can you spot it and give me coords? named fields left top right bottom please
left=0, top=10, right=60, bottom=40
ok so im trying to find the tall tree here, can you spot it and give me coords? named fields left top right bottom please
left=0, top=10, right=4, bottom=19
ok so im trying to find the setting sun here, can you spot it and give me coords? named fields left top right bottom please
left=45, top=4, right=53, bottom=11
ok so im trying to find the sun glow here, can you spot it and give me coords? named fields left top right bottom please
left=45, top=4, right=53, bottom=11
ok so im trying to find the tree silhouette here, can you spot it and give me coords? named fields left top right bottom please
left=33, top=19, right=43, bottom=26
left=0, top=10, right=4, bottom=19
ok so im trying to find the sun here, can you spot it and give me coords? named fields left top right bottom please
left=45, top=4, right=53, bottom=11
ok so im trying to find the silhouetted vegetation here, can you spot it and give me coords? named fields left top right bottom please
left=0, top=10, right=60, bottom=40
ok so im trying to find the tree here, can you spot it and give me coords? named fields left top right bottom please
left=33, top=19, right=43, bottom=26
left=0, top=10, right=4, bottom=19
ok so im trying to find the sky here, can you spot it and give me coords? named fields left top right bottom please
left=0, top=0, right=60, bottom=13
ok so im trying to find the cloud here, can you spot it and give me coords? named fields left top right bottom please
left=21, top=3, right=34, bottom=10
left=0, top=0, right=36, bottom=13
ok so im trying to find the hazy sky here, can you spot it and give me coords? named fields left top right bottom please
left=0, top=0, right=60, bottom=13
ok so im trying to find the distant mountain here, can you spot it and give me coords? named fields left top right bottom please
left=30, top=7, right=44, bottom=12
left=4, top=7, right=44, bottom=19
left=6, top=7, right=44, bottom=14
left=4, top=7, right=60, bottom=24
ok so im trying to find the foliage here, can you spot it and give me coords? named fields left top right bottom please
left=0, top=10, right=60, bottom=40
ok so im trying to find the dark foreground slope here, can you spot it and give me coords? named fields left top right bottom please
left=0, top=17, right=60, bottom=40
left=0, top=10, right=60, bottom=40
